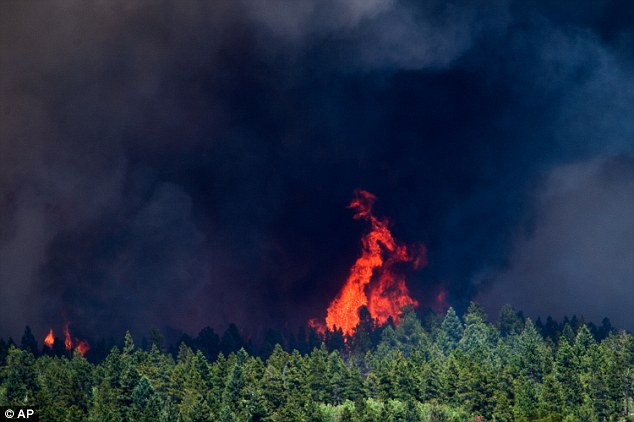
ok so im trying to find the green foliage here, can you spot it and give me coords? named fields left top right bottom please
left=20, top=327, right=38, bottom=356
left=498, top=304, right=525, bottom=337
left=2, top=347, right=38, bottom=406
left=1, top=308, right=633, bottom=421
left=436, top=307, right=464, bottom=355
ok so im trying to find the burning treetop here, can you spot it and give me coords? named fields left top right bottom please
left=319, top=190, right=427, bottom=335
left=43, top=323, right=90, bottom=357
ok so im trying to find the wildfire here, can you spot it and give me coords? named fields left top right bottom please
left=44, top=323, right=90, bottom=357
left=64, top=323, right=73, bottom=350
left=75, top=340, right=90, bottom=356
left=44, top=329, right=54, bottom=348
left=320, top=190, right=427, bottom=335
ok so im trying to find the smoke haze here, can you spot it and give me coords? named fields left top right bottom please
left=1, top=0, right=634, bottom=340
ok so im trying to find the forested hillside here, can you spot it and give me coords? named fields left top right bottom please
left=1, top=304, right=633, bottom=421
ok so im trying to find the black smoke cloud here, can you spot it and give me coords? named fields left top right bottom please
left=1, top=0, right=634, bottom=340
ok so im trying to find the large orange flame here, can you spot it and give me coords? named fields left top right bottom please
left=322, top=190, right=426, bottom=335
left=44, top=329, right=55, bottom=348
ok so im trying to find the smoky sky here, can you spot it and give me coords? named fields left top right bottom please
left=1, top=0, right=634, bottom=341
left=477, top=156, right=634, bottom=330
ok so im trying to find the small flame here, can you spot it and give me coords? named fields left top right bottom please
left=432, top=288, right=449, bottom=313
left=64, top=323, right=73, bottom=350
left=320, top=190, right=426, bottom=336
left=308, top=318, right=326, bottom=333
left=75, top=340, right=90, bottom=357
left=44, top=329, right=55, bottom=348
left=436, top=289, right=447, bottom=305
left=61, top=322, right=90, bottom=356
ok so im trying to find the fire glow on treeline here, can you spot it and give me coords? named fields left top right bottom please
left=43, top=323, right=90, bottom=357
left=312, top=190, right=433, bottom=336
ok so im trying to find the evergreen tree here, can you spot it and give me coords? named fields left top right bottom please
left=538, top=373, right=565, bottom=420
left=555, top=338, right=583, bottom=413
left=146, top=329, right=165, bottom=353
left=440, top=351, right=463, bottom=407
left=37, top=357, right=88, bottom=420
left=195, top=327, right=220, bottom=361
left=129, top=376, right=162, bottom=421
left=138, top=343, right=174, bottom=397
left=328, top=351, right=348, bottom=405
left=513, top=376, right=540, bottom=421
left=460, top=302, right=496, bottom=363
left=561, top=323, right=576, bottom=345
left=498, top=305, right=525, bottom=337
left=512, top=319, right=550, bottom=383
left=573, top=325, right=595, bottom=362
left=307, top=344, right=330, bottom=403
left=0, top=304, right=632, bottom=421
left=351, top=306, right=376, bottom=357
left=123, top=331, right=135, bottom=356
left=436, top=307, right=463, bottom=355
left=392, top=305, right=430, bottom=358
left=222, top=348, right=248, bottom=412
left=241, top=355, right=268, bottom=421
left=542, top=316, right=560, bottom=342
left=326, top=327, right=346, bottom=352
left=220, top=324, right=245, bottom=356
left=262, top=344, right=289, bottom=409
left=261, top=329, right=285, bottom=359
left=0, top=338, right=8, bottom=366
left=3, top=347, right=39, bottom=406
left=20, top=326, right=38, bottom=356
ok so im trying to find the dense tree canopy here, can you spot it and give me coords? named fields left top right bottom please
left=1, top=304, right=633, bottom=421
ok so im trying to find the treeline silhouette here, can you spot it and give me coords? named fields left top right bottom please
left=1, top=303, right=633, bottom=421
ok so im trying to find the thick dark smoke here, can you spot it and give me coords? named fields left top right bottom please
left=477, top=156, right=634, bottom=329
left=1, top=0, right=634, bottom=341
